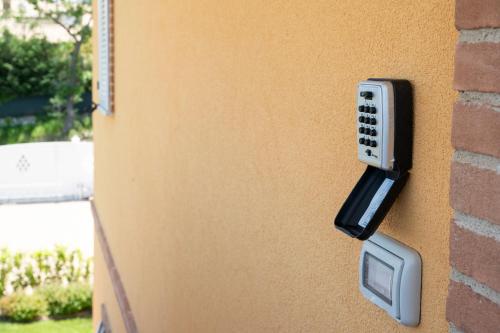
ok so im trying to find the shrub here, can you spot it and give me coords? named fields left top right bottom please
left=0, top=113, right=93, bottom=145
left=37, top=283, right=92, bottom=317
left=0, top=292, right=48, bottom=322
left=0, top=249, right=13, bottom=297
left=0, top=246, right=93, bottom=296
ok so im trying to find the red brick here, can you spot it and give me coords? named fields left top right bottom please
left=450, top=162, right=500, bottom=225
left=456, top=0, right=500, bottom=29
left=452, top=102, right=500, bottom=158
left=447, top=281, right=500, bottom=333
left=454, top=42, right=500, bottom=93
left=450, top=223, right=500, bottom=292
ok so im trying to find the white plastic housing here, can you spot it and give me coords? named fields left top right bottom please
left=359, top=232, right=422, bottom=326
left=357, top=81, right=394, bottom=170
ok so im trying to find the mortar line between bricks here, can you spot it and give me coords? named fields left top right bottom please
left=454, top=211, right=500, bottom=242
left=449, top=323, right=464, bottom=333
left=459, top=91, right=500, bottom=111
left=451, top=268, right=500, bottom=305
left=453, top=150, right=500, bottom=173
left=459, top=28, right=500, bottom=43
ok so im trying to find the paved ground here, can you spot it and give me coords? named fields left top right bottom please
left=0, top=201, right=94, bottom=256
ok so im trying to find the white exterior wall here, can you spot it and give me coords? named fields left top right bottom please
left=0, top=142, right=93, bottom=203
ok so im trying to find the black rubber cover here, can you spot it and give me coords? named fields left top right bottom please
left=334, top=166, right=409, bottom=240
left=370, top=78, right=413, bottom=172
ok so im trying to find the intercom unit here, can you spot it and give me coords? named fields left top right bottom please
left=359, top=232, right=421, bottom=326
left=335, top=79, right=413, bottom=240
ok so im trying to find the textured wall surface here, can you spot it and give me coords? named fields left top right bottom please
left=92, top=1, right=456, bottom=332
left=93, top=239, right=127, bottom=333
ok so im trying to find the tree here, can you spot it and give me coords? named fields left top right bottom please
left=0, top=30, right=65, bottom=102
left=24, top=0, right=92, bottom=135
left=2, top=0, right=12, bottom=12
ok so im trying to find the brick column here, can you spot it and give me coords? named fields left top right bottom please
left=447, top=1, right=500, bottom=332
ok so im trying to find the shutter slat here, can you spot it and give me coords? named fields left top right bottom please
left=98, top=0, right=112, bottom=115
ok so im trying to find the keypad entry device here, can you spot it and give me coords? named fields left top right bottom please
left=334, top=79, right=413, bottom=240
left=357, top=81, right=394, bottom=170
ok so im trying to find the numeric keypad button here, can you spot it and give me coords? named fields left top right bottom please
left=360, top=91, right=373, bottom=99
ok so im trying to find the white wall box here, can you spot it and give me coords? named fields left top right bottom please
left=359, top=232, right=422, bottom=327
left=0, top=142, right=93, bottom=203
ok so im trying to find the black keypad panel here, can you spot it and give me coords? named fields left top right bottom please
left=357, top=81, right=398, bottom=171
left=357, top=102, right=379, bottom=148
left=358, top=138, right=378, bottom=147
left=357, top=84, right=383, bottom=166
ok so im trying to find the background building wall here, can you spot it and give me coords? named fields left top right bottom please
left=92, top=1, right=456, bottom=332
left=447, top=1, right=500, bottom=332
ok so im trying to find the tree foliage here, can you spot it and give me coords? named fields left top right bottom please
left=17, top=0, right=93, bottom=135
left=0, top=30, right=67, bottom=103
left=0, top=29, right=93, bottom=144
left=25, top=0, right=92, bottom=44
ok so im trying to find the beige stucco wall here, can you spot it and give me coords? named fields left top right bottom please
left=92, top=1, right=456, bottom=332
left=92, top=239, right=127, bottom=333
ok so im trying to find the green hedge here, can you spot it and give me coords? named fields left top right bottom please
left=0, top=247, right=92, bottom=298
left=0, top=114, right=93, bottom=145
left=37, top=283, right=92, bottom=318
left=0, top=247, right=93, bottom=323
left=0, top=283, right=92, bottom=323
left=0, top=292, right=48, bottom=322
